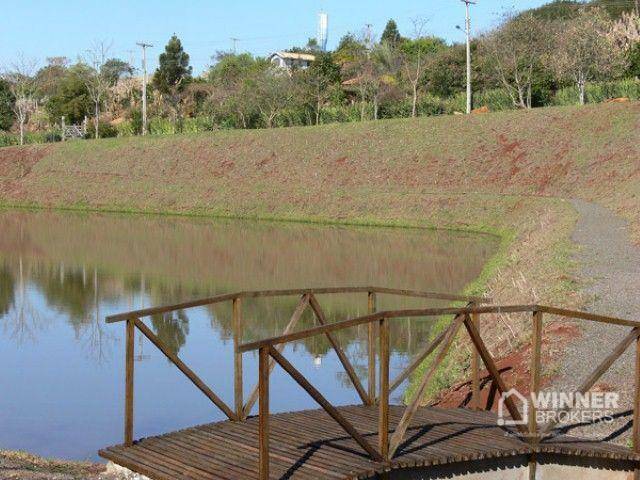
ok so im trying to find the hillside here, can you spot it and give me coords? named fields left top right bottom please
left=0, top=102, right=638, bottom=237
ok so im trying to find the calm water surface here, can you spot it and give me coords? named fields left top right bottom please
left=0, top=210, right=498, bottom=461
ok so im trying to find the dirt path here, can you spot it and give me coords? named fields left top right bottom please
left=551, top=199, right=640, bottom=441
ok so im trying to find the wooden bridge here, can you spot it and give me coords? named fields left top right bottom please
left=100, top=287, right=640, bottom=479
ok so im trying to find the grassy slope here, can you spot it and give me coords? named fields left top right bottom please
left=0, top=102, right=638, bottom=399
left=0, top=103, right=637, bottom=231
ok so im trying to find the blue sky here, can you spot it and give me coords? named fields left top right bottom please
left=1, top=0, right=550, bottom=75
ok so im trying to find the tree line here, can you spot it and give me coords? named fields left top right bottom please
left=1, top=0, right=640, bottom=145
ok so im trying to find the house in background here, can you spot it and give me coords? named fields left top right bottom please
left=268, top=51, right=316, bottom=71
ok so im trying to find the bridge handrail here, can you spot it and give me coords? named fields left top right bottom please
left=105, top=285, right=489, bottom=323
left=238, top=304, right=640, bottom=352
left=109, top=287, right=640, bottom=480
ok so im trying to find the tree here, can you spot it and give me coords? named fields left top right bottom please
left=0, top=79, right=15, bottom=131
left=480, top=13, right=553, bottom=109
left=399, top=21, right=446, bottom=117
left=207, top=52, right=267, bottom=128
left=381, top=19, right=402, bottom=46
left=301, top=52, right=342, bottom=125
left=101, top=58, right=134, bottom=85
left=45, top=63, right=92, bottom=124
left=244, top=68, right=294, bottom=128
left=82, top=41, right=112, bottom=139
left=2, top=56, right=38, bottom=145
left=425, top=43, right=469, bottom=98
left=153, top=35, right=192, bottom=94
left=552, top=8, right=625, bottom=104
left=334, top=34, right=367, bottom=66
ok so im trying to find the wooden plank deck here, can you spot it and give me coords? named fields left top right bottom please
left=99, top=406, right=640, bottom=480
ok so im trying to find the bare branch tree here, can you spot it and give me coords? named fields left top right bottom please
left=82, top=41, right=112, bottom=139
left=480, top=12, right=552, bottom=109
left=2, top=55, right=38, bottom=146
left=400, top=18, right=430, bottom=118
left=552, top=8, right=626, bottom=105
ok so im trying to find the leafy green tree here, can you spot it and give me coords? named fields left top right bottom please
left=0, top=79, right=15, bottom=131
left=334, top=34, right=367, bottom=65
left=153, top=35, right=193, bottom=94
left=425, top=43, right=468, bottom=98
left=381, top=19, right=402, bottom=46
left=35, top=57, right=69, bottom=98
left=400, top=36, right=446, bottom=116
left=101, top=58, right=134, bottom=85
left=45, top=64, right=92, bottom=124
left=301, top=52, right=342, bottom=124
left=628, top=42, right=640, bottom=77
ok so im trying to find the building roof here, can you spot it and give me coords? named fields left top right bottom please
left=269, top=51, right=316, bottom=62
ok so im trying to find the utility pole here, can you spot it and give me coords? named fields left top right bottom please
left=136, top=42, right=153, bottom=136
left=461, top=0, right=476, bottom=114
left=364, top=24, right=373, bottom=58
left=231, top=37, right=240, bottom=54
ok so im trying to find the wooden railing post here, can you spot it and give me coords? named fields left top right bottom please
left=634, top=334, right=640, bottom=479
left=378, top=317, right=390, bottom=461
left=530, top=311, right=543, bottom=443
left=124, top=317, right=135, bottom=447
left=368, top=292, right=377, bottom=404
left=233, top=297, right=244, bottom=420
left=259, top=346, right=270, bottom=480
left=471, top=305, right=481, bottom=410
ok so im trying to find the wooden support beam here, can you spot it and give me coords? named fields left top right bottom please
left=635, top=335, right=640, bottom=480
left=463, top=315, right=529, bottom=437
left=243, top=294, right=310, bottom=417
left=379, top=317, right=390, bottom=460
left=540, top=327, right=640, bottom=437
left=124, top=318, right=135, bottom=446
left=308, top=294, right=370, bottom=405
left=529, top=311, right=543, bottom=443
left=134, top=318, right=238, bottom=421
left=268, top=346, right=383, bottom=461
left=233, top=297, right=243, bottom=420
left=388, top=314, right=465, bottom=458
left=471, top=307, right=481, bottom=411
left=368, top=292, right=377, bottom=404
left=259, top=346, right=269, bottom=480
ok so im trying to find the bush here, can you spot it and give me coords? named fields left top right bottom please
left=0, top=131, right=17, bottom=147
left=85, top=121, right=118, bottom=139
left=474, top=89, right=515, bottom=112
left=553, top=79, right=640, bottom=105
left=442, top=92, right=467, bottom=114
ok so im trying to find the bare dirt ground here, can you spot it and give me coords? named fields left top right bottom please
left=0, top=451, right=152, bottom=480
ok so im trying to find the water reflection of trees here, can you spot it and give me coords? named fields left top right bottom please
left=0, top=210, right=497, bottom=362
left=0, top=264, right=15, bottom=317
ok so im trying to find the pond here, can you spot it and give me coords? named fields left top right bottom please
left=0, top=209, right=499, bottom=461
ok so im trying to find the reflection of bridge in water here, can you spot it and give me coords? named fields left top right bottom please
left=100, top=287, right=640, bottom=479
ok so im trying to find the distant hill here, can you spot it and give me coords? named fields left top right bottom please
left=525, top=0, right=636, bottom=20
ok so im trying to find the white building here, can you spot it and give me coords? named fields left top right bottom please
left=268, top=51, right=316, bottom=71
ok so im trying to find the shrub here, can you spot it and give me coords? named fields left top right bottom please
left=553, top=79, right=640, bottom=105
left=85, top=121, right=118, bottom=139
left=474, top=89, right=515, bottom=112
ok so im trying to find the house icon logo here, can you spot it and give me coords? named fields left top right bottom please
left=497, top=388, right=529, bottom=426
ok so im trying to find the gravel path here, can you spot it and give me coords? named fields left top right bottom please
left=552, top=199, right=640, bottom=442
